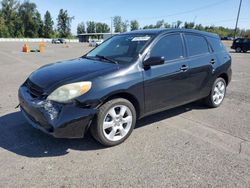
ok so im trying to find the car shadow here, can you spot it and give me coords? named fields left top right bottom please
left=229, top=50, right=250, bottom=54
left=0, top=101, right=206, bottom=158
left=136, top=101, right=207, bottom=128
left=0, top=111, right=105, bottom=158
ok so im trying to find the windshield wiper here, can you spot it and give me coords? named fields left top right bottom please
left=95, top=55, right=118, bottom=64
left=82, top=55, right=94, bottom=60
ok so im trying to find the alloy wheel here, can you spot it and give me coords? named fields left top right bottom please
left=212, top=81, right=226, bottom=105
left=102, top=105, right=133, bottom=142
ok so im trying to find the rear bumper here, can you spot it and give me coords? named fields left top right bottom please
left=18, top=86, right=98, bottom=138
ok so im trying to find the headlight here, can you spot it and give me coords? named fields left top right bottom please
left=47, top=81, right=92, bottom=103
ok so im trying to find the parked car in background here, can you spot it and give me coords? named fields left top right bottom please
left=231, top=38, right=250, bottom=52
left=52, top=38, right=66, bottom=44
left=58, top=38, right=66, bottom=44
left=52, top=39, right=60, bottom=44
left=18, top=29, right=232, bottom=146
left=89, top=39, right=104, bottom=47
left=221, top=36, right=233, bottom=41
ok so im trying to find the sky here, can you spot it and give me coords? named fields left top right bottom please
left=31, top=0, right=250, bottom=34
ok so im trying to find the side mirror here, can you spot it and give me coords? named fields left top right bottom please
left=143, top=56, right=165, bottom=67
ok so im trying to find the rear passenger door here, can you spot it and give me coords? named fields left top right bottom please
left=183, top=33, right=215, bottom=99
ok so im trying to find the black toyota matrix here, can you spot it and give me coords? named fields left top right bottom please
left=18, top=29, right=232, bottom=146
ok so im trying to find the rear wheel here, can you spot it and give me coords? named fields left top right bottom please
left=91, top=98, right=136, bottom=146
left=235, top=47, right=242, bottom=53
left=205, top=77, right=226, bottom=108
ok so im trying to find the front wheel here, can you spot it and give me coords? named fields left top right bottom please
left=205, top=78, right=226, bottom=108
left=90, top=98, right=136, bottom=146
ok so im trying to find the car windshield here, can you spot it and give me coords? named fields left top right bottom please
left=86, top=34, right=154, bottom=64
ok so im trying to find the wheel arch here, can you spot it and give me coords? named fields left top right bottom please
left=99, top=92, right=141, bottom=119
left=218, top=73, right=229, bottom=86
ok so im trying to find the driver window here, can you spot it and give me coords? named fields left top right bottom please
left=150, top=34, right=184, bottom=61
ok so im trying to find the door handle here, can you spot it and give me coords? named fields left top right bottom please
left=180, top=65, right=189, bottom=72
left=210, top=59, right=216, bottom=64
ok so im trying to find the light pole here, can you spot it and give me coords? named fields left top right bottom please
left=234, top=0, right=243, bottom=39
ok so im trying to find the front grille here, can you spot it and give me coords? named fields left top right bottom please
left=25, top=79, right=44, bottom=98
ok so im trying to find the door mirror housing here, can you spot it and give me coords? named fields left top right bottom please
left=143, top=56, right=165, bottom=67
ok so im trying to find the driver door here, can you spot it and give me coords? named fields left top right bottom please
left=143, top=33, right=193, bottom=115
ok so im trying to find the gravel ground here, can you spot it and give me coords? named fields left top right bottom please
left=0, top=41, right=250, bottom=188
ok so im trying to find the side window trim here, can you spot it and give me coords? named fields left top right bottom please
left=184, top=33, right=210, bottom=57
left=148, top=33, right=185, bottom=64
left=205, top=37, right=214, bottom=53
left=180, top=32, right=188, bottom=58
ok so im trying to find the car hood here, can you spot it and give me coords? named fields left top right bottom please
left=29, top=57, right=119, bottom=91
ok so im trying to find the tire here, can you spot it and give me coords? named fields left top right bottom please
left=235, top=47, right=241, bottom=53
left=90, top=98, right=136, bottom=146
left=205, top=77, right=226, bottom=108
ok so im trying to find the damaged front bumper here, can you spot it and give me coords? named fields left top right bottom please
left=18, top=86, right=97, bottom=138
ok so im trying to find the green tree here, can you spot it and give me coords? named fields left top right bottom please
left=1, top=0, right=20, bottom=37
left=0, top=15, right=9, bottom=37
left=176, top=20, right=182, bottom=28
left=122, top=20, right=129, bottom=32
left=143, top=24, right=155, bottom=29
left=130, top=20, right=139, bottom=31
left=86, top=21, right=96, bottom=33
left=77, top=22, right=86, bottom=34
left=143, top=20, right=169, bottom=29
left=57, top=9, right=74, bottom=38
left=95, top=22, right=103, bottom=33
left=113, top=16, right=122, bottom=33
left=95, top=22, right=110, bottom=33
left=155, top=20, right=164, bottom=28
left=184, top=22, right=195, bottom=29
left=194, top=24, right=204, bottom=31
left=35, top=12, right=43, bottom=37
left=18, top=1, right=40, bottom=37
left=101, top=23, right=110, bottom=33
left=43, top=10, right=54, bottom=38
left=164, top=22, right=171, bottom=28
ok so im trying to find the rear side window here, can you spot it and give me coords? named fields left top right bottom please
left=150, top=34, right=184, bottom=61
left=208, top=37, right=227, bottom=52
left=243, top=38, right=250, bottom=43
left=185, top=34, right=209, bottom=56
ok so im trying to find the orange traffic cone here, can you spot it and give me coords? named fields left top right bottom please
left=22, top=44, right=30, bottom=53
left=39, top=42, right=45, bottom=53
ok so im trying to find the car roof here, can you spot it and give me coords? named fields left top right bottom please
left=121, top=28, right=219, bottom=39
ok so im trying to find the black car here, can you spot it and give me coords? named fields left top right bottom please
left=58, top=38, right=66, bottom=44
left=18, top=29, right=232, bottom=146
left=52, top=38, right=66, bottom=44
left=231, top=38, right=250, bottom=52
